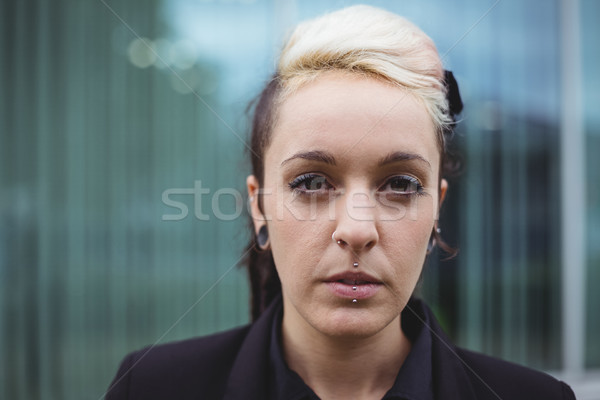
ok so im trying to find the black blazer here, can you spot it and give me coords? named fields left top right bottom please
left=106, top=298, right=576, bottom=399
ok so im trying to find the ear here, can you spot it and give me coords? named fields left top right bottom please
left=436, top=178, right=448, bottom=220
left=439, top=178, right=448, bottom=207
left=247, top=175, right=266, bottom=233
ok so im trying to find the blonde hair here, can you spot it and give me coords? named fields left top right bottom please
left=276, top=4, right=452, bottom=148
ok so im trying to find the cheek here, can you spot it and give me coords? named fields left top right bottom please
left=264, top=199, right=331, bottom=281
left=380, top=192, right=437, bottom=234
left=410, top=195, right=437, bottom=250
left=381, top=195, right=436, bottom=276
left=383, top=222, right=429, bottom=263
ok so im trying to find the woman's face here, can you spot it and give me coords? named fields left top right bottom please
left=248, top=72, right=446, bottom=338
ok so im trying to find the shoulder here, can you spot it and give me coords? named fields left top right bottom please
left=455, top=348, right=576, bottom=400
left=106, top=296, right=283, bottom=400
left=413, top=298, right=576, bottom=400
left=106, top=325, right=251, bottom=400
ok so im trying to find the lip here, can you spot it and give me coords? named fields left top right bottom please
left=324, top=271, right=381, bottom=284
left=323, top=271, right=383, bottom=300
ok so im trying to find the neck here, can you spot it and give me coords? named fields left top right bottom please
left=281, top=307, right=411, bottom=400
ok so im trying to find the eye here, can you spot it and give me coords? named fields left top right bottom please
left=288, top=173, right=334, bottom=193
left=379, top=175, right=423, bottom=196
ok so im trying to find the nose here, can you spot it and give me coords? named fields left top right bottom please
left=333, top=190, right=379, bottom=252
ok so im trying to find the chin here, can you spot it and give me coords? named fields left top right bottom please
left=311, top=305, right=399, bottom=339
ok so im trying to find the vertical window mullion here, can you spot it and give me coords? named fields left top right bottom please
left=559, top=0, right=586, bottom=378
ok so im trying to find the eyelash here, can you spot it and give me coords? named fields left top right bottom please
left=288, top=173, right=425, bottom=198
left=378, top=175, right=425, bottom=198
left=288, top=173, right=334, bottom=196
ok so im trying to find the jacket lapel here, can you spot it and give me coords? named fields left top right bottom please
left=421, top=302, right=478, bottom=400
left=223, top=297, right=281, bottom=400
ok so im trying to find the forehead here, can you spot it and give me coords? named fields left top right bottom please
left=267, top=72, right=439, bottom=169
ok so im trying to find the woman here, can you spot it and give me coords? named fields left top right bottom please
left=107, top=5, right=575, bottom=399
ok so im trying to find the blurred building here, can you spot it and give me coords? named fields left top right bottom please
left=0, top=0, right=598, bottom=398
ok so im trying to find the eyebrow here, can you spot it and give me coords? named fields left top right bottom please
left=281, top=150, right=337, bottom=166
left=378, top=151, right=431, bottom=170
left=281, top=149, right=431, bottom=170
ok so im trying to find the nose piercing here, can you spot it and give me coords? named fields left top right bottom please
left=332, top=230, right=343, bottom=245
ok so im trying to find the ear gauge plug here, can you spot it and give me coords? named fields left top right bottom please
left=256, top=225, right=269, bottom=250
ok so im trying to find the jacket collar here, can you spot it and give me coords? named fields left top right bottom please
left=224, top=296, right=478, bottom=400
left=223, top=296, right=281, bottom=400
left=423, top=303, right=478, bottom=400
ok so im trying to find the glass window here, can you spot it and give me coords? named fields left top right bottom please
left=0, top=1, right=597, bottom=398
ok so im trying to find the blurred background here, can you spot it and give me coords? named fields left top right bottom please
left=1, top=0, right=598, bottom=398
